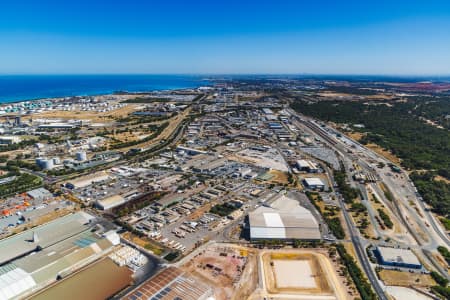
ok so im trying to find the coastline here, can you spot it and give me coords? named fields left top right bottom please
left=0, top=74, right=210, bottom=104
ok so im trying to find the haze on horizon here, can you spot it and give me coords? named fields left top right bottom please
left=1, top=0, right=450, bottom=76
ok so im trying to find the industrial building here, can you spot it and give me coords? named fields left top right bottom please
left=176, top=145, right=207, bottom=155
left=248, top=195, right=321, bottom=241
left=296, top=159, right=319, bottom=173
left=0, top=212, right=120, bottom=299
left=124, top=267, right=213, bottom=300
left=374, top=246, right=422, bottom=269
left=96, top=195, right=126, bottom=210
left=65, top=171, right=111, bottom=189
left=0, top=136, right=21, bottom=145
left=303, top=177, right=325, bottom=190
left=27, top=188, right=53, bottom=202
left=35, top=157, right=55, bottom=170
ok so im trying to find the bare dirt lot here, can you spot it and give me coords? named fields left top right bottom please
left=26, top=103, right=140, bottom=122
left=180, top=244, right=257, bottom=300
left=259, top=250, right=348, bottom=300
left=378, top=269, right=436, bottom=287
left=262, top=252, right=332, bottom=295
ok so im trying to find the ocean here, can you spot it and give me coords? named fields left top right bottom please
left=0, top=75, right=210, bottom=103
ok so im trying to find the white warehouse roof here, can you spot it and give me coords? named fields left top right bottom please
left=303, top=177, right=325, bottom=187
left=249, top=195, right=321, bottom=240
left=0, top=266, right=36, bottom=300
left=377, top=247, right=421, bottom=266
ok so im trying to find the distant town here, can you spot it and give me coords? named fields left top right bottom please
left=0, top=77, right=449, bottom=300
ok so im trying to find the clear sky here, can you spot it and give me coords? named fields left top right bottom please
left=1, top=0, right=450, bottom=75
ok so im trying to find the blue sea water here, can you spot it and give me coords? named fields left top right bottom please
left=0, top=75, right=210, bottom=103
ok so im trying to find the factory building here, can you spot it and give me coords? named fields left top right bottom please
left=296, top=159, right=319, bottom=173
left=268, top=122, right=283, bottom=129
left=374, top=246, right=422, bottom=269
left=96, top=195, right=126, bottom=210
left=303, top=177, right=325, bottom=190
left=249, top=195, right=321, bottom=241
left=176, top=145, right=207, bottom=155
left=65, top=171, right=111, bottom=189
left=27, top=188, right=53, bottom=202
left=38, top=123, right=75, bottom=129
left=0, top=136, right=21, bottom=145
left=0, top=212, right=120, bottom=299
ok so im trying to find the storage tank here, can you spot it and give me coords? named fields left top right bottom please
left=75, top=151, right=87, bottom=161
left=38, top=159, right=54, bottom=170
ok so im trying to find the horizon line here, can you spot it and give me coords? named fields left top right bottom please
left=1, top=73, right=450, bottom=78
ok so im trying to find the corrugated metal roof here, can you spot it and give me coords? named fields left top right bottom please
left=0, top=267, right=36, bottom=300
left=263, top=213, right=284, bottom=227
left=249, top=195, right=321, bottom=240
left=250, top=227, right=286, bottom=239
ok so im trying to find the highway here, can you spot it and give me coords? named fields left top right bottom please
left=290, top=106, right=450, bottom=280
left=288, top=108, right=388, bottom=300
left=334, top=173, right=388, bottom=300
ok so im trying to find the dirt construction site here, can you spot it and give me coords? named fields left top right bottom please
left=253, top=249, right=348, bottom=300
left=179, top=243, right=258, bottom=300
left=177, top=243, right=348, bottom=300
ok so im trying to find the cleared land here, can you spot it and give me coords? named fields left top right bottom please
left=259, top=250, right=347, bottom=300
left=273, top=260, right=316, bottom=289
left=378, top=269, right=435, bottom=287
left=262, top=252, right=332, bottom=295
left=26, top=103, right=140, bottom=122
left=180, top=244, right=257, bottom=300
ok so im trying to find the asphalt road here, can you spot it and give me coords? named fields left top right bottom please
left=289, top=108, right=388, bottom=300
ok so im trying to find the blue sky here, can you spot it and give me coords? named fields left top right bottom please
left=1, top=0, right=450, bottom=75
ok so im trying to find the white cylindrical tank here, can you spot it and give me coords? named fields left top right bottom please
left=76, top=151, right=87, bottom=161
left=41, top=159, right=54, bottom=170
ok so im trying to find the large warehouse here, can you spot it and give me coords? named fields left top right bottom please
left=249, top=195, right=321, bottom=241
left=0, top=212, right=120, bottom=299
left=374, top=246, right=422, bottom=269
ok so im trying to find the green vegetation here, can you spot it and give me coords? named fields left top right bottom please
left=334, top=169, right=359, bottom=203
left=437, top=246, right=450, bottom=265
left=144, top=243, right=164, bottom=256
left=0, top=139, right=36, bottom=153
left=431, top=285, right=450, bottom=299
left=6, top=159, right=42, bottom=172
left=377, top=209, right=393, bottom=229
left=430, top=271, right=449, bottom=287
left=411, top=171, right=450, bottom=218
left=350, top=202, right=367, bottom=213
left=327, top=217, right=346, bottom=239
left=382, top=187, right=394, bottom=202
left=291, top=98, right=450, bottom=174
left=164, top=251, right=180, bottom=262
left=113, top=191, right=165, bottom=217
left=0, top=173, right=42, bottom=197
left=292, top=97, right=450, bottom=224
left=306, top=191, right=345, bottom=239
left=210, top=203, right=237, bottom=216
left=110, top=121, right=169, bottom=149
left=440, top=218, right=450, bottom=230
left=336, top=244, right=376, bottom=300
